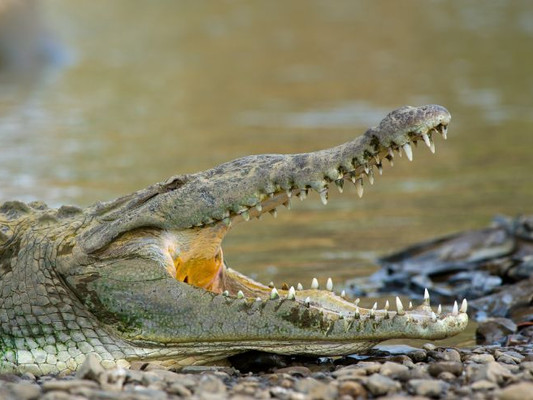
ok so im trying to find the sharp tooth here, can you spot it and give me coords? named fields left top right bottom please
left=335, top=179, right=344, bottom=193
left=222, top=290, right=229, bottom=297
left=409, top=301, right=413, bottom=309
left=370, top=306, right=375, bottom=317
left=311, top=278, right=319, bottom=290
left=363, top=165, right=370, bottom=174
left=372, top=302, right=377, bottom=310
left=460, top=299, right=468, bottom=313
left=396, top=297, right=405, bottom=315
left=424, top=288, right=430, bottom=305
left=241, top=210, right=250, bottom=221
left=422, top=133, right=432, bottom=148
left=255, top=203, right=263, bottom=212
left=384, top=300, right=390, bottom=311
left=298, top=189, right=307, bottom=201
left=304, top=296, right=311, bottom=306
left=403, top=143, right=413, bottom=161
left=326, top=277, right=333, bottom=291
left=431, top=312, right=437, bottom=322
left=288, top=286, right=296, bottom=300
left=397, top=146, right=403, bottom=157
left=437, top=304, right=442, bottom=315
left=430, top=140, right=436, bottom=154
left=355, top=178, right=364, bottom=198
left=297, top=282, right=303, bottom=291
left=269, top=208, right=278, bottom=218
left=367, top=168, right=375, bottom=185
left=354, top=298, right=360, bottom=306
left=341, top=290, right=346, bottom=298
left=286, top=189, right=292, bottom=198
left=452, top=301, right=458, bottom=315
left=270, top=288, right=279, bottom=300
left=441, top=125, right=448, bottom=140
left=237, top=290, right=244, bottom=299
left=284, top=198, right=292, bottom=210
left=377, top=163, right=383, bottom=175
left=320, top=190, right=328, bottom=205
left=354, top=306, right=360, bottom=319
left=388, top=148, right=395, bottom=159
left=374, top=155, right=381, bottom=164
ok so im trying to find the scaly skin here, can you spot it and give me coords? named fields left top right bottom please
left=0, top=105, right=468, bottom=375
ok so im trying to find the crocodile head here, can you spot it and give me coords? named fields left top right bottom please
left=48, top=105, right=467, bottom=371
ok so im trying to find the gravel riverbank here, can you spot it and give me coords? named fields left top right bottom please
left=2, top=344, right=533, bottom=399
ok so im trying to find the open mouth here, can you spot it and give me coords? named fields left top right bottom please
left=163, top=121, right=468, bottom=323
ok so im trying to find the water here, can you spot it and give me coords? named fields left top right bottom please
left=2, top=1, right=533, bottom=347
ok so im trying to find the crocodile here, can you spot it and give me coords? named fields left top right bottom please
left=0, top=104, right=468, bottom=375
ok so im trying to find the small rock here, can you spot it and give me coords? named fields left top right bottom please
left=498, top=355, right=518, bottom=365
left=167, top=382, right=192, bottom=397
left=468, top=353, right=496, bottom=364
left=338, top=381, right=366, bottom=398
left=409, top=349, right=428, bottom=363
left=423, top=343, right=437, bottom=351
left=520, top=361, right=533, bottom=373
left=357, top=361, right=382, bottom=374
left=407, top=378, right=449, bottom=397
left=197, top=375, right=227, bottom=396
left=471, top=379, right=498, bottom=391
left=4, top=382, right=41, bottom=400
left=428, top=361, right=463, bottom=377
left=42, top=379, right=99, bottom=392
left=497, top=382, right=533, bottom=400
left=437, top=371, right=457, bottom=381
left=429, top=348, right=462, bottom=363
left=332, top=366, right=367, bottom=380
left=467, top=361, right=513, bottom=384
left=476, top=318, right=517, bottom=345
left=379, top=361, right=409, bottom=379
left=365, top=374, right=401, bottom=396
left=75, top=353, right=104, bottom=382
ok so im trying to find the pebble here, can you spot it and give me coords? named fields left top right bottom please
left=428, top=361, right=464, bottom=377
left=379, top=361, right=410, bottom=380
left=407, top=378, right=449, bottom=397
left=4, top=344, right=533, bottom=399
left=467, top=361, right=513, bottom=384
left=365, top=373, right=401, bottom=396
left=497, top=382, right=533, bottom=400
left=468, top=353, right=496, bottom=364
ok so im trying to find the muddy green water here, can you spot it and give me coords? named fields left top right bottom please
left=1, top=1, right=533, bottom=347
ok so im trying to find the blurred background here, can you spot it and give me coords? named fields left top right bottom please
left=1, top=1, right=532, bottom=291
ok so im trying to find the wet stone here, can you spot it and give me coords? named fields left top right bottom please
left=407, top=378, right=449, bottom=397
left=332, top=365, right=367, bottom=380
left=437, top=371, right=457, bottom=381
left=477, top=318, right=517, bottom=345
left=365, top=373, right=401, bottom=396
left=428, top=361, right=464, bottom=377
left=294, top=378, right=337, bottom=400
left=356, top=361, right=382, bottom=374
